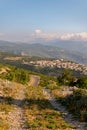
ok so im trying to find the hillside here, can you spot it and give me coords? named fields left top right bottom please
left=51, top=40, right=87, bottom=56
left=0, top=40, right=87, bottom=65
left=0, top=52, right=86, bottom=77
left=0, top=64, right=74, bottom=129
left=0, top=64, right=86, bottom=130
left=0, top=63, right=87, bottom=129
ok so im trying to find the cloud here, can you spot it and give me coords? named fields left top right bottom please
left=32, top=29, right=60, bottom=41
left=0, top=30, right=87, bottom=42
left=77, top=32, right=87, bottom=40
left=35, top=29, right=42, bottom=34
left=60, top=32, right=87, bottom=41
left=32, top=30, right=87, bottom=41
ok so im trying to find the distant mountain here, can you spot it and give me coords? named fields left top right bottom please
left=0, top=40, right=87, bottom=65
left=49, top=40, right=87, bottom=56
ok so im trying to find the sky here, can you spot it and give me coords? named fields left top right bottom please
left=0, top=0, right=87, bottom=42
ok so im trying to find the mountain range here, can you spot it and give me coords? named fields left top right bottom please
left=0, top=40, right=87, bottom=65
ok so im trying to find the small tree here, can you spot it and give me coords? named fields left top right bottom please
left=76, top=77, right=87, bottom=89
left=60, top=69, right=72, bottom=85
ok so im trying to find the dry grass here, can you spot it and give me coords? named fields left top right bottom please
left=4, top=56, right=22, bottom=61
left=24, top=86, right=73, bottom=130
left=0, top=78, right=74, bottom=129
left=0, top=79, right=23, bottom=129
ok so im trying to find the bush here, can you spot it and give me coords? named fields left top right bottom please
left=60, top=89, right=87, bottom=122
left=58, top=69, right=74, bottom=86
left=0, top=66, right=29, bottom=84
left=76, top=77, right=87, bottom=89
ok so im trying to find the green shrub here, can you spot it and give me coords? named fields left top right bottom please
left=60, top=89, right=87, bottom=121
left=76, top=77, right=87, bottom=89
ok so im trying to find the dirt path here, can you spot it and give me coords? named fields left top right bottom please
left=43, top=88, right=87, bottom=130
left=4, top=75, right=40, bottom=130
left=28, top=75, right=87, bottom=129
left=7, top=85, right=28, bottom=130
left=6, top=75, right=87, bottom=130
left=28, top=75, right=40, bottom=86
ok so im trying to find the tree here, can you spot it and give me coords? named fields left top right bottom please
left=60, top=69, right=72, bottom=85
left=76, top=77, right=87, bottom=89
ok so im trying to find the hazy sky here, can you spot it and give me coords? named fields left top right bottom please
left=0, top=0, right=87, bottom=42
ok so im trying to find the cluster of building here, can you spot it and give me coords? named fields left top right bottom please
left=24, top=59, right=87, bottom=75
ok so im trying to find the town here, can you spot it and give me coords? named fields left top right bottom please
left=23, top=59, right=87, bottom=75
